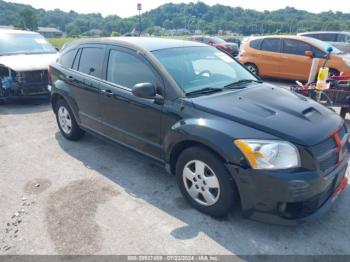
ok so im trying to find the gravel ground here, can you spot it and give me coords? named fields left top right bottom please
left=0, top=82, right=350, bottom=256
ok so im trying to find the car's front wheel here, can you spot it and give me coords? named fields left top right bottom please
left=55, top=99, right=84, bottom=141
left=176, top=146, right=238, bottom=217
left=245, top=63, right=259, bottom=76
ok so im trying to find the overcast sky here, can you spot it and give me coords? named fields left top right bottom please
left=6, top=0, right=350, bottom=17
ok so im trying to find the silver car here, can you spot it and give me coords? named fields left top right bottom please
left=0, top=29, right=58, bottom=101
left=298, top=31, right=350, bottom=53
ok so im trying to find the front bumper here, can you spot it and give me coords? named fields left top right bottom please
left=226, top=157, right=348, bottom=226
left=0, top=83, right=50, bottom=100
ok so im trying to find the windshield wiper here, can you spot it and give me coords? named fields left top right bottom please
left=186, top=87, right=224, bottom=96
left=224, top=79, right=262, bottom=89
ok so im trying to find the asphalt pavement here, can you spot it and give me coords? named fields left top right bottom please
left=0, top=81, right=349, bottom=256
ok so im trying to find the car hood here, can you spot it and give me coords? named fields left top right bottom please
left=191, top=83, right=342, bottom=146
left=0, top=53, right=58, bottom=71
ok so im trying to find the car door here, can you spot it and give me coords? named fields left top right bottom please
left=69, top=44, right=107, bottom=132
left=279, top=39, right=315, bottom=81
left=98, top=46, right=163, bottom=159
left=257, top=38, right=281, bottom=77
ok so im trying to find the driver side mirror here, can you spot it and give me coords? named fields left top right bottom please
left=132, top=82, right=157, bottom=99
left=304, top=50, right=314, bottom=58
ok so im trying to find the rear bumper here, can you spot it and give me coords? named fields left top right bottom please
left=226, top=158, right=348, bottom=226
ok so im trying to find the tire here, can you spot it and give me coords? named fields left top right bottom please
left=55, top=99, right=84, bottom=141
left=245, top=63, right=259, bottom=76
left=329, top=68, right=339, bottom=77
left=340, top=107, right=347, bottom=118
left=175, top=146, right=237, bottom=217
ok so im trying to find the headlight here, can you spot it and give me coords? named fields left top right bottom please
left=343, top=58, right=350, bottom=67
left=234, top=139, right=300, bottom=170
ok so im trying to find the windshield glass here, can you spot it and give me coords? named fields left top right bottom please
left=0, top=33, right=56, bottom=55
left=211, top=37, right=226, bottom=43
left=305, top=37, right=343, bottom=54
left=153, top=46, right=257, bottom=93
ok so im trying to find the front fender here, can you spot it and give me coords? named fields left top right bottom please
left=163, top=117, right=278, bottom=165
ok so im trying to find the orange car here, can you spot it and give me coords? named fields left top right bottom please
left=239, top=35, right=350, bottom=81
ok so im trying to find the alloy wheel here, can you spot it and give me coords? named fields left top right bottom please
left=58, top=106, right=72, bottom=134
left=246, top=64, right=257, bottom=75
left=182, top=160, right=220, bottom=206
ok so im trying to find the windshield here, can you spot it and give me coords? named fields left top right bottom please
left=0, top=33, right=56, bottom=55
left=153, top=46, right=257, bottom=93
left=305, top=37, right=343, bottom=54
left=211, top=37, right=226, bottom=43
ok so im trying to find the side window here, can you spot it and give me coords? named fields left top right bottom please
left=336, top=34, right=347, bottom=42
left=318, top=33, right=336, bottom=42
left=202, top=38, right=210, bottom=44
left=60, top=49, right=77, bottom=68
left=250, top=39, right=262, bottom=50
left=282, top=39, right=312, bottom=56
left=260, top=38, right=280, bottom=52
left=106, top=49, right=158, bottom=89
left=312, top=47, right=326, bottom=58
left=78, top=47, right=105, bottom=78
left=305, top=34, right=321, bottom=40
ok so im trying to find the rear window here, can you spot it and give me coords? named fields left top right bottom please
left=59, top=49, right=77, bottom=68
left=260, top=38, right=280, bottom=52
left=78, top=47, right=105, bottom=78
left=249, top=39, right=262, bottom=49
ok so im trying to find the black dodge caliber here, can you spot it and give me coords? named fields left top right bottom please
left=50, top=37, right=349, bottom=225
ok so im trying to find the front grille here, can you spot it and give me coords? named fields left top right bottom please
left=309, top=124, right=348, bottom=176
left=18, top=70, right=48, bottom=84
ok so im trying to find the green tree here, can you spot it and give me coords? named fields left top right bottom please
left=19, top=7, right=38, bottom=30
left=65, top=22, right=81, bottom=37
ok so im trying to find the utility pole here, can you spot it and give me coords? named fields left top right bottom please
left=137, top=3, right=142, bottom=36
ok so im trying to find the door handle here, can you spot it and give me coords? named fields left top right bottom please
left=100, top=89, right=113, bottom=96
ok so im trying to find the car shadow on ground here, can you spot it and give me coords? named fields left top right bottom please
left=54, top=131, right=350, bottom=255
left=0, top=98, right=51, bottom=115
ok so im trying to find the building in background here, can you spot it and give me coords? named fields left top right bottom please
left=37, top=27, right=64, bottom=38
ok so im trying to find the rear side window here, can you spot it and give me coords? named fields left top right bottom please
left=260, top=38, right=280, bottom=52
left=250, top=39, right=262, bottom=49
left=60, top=49, right=77, bottom=68
left=318, top=33, right=337, bottom=42
left=303, top=34, right=321, bottom=40
left=336, top=34, right=350, bottom=42
left=282, top=39, right=312, bottom=56
left=106, top=49, right=157, bottom=89
left=78, top=47, right=105, bottom=78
